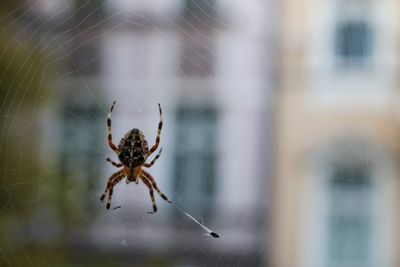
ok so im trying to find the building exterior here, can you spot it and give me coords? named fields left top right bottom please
left=35, top=0, right=274, bottom=266
left=273, top=1, right=400, bottom=267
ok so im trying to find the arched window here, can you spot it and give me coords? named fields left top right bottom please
left=327, top=164, right=371, bottom=267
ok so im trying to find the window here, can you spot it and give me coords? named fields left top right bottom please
left=179, top=30, right=215, bottom=77
left=70, top=40, right=101, bottom=76
left=173, top=106, right=217, bottom=217
left=58, top=100, right=103, bottom=220
left=182, top=0, right=216, bottom=18
left=328, top=165, right=371, bottom=267
left=73, top=0, right=105, bottom=22
left=178, top=0, right=217, bottom=77
left=335, top=21, right=372, bottom=68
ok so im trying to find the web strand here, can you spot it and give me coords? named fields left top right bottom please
left=112, top=202, right=220, bottom=238
left=169, top=202, right=220, bottom=238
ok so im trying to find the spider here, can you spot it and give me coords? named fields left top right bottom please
left=100, top=101, right=171, bottom=214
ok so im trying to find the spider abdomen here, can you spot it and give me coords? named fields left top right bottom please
left=118, top=128, right=149, bottom=167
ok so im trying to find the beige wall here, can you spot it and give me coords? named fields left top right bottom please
left=273, top=90, right=400, bottom=266
left=272, top=0, right=400, bottom=266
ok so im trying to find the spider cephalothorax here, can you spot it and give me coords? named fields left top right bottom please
left=100, top=101, right=171, bottom=213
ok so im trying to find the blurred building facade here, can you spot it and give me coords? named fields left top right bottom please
left=34, top=0, right=274, bottom=266
left=273, top=1, right=400, bottom=267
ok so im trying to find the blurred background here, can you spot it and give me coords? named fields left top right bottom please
left=0, top=0, right=399, bottom=267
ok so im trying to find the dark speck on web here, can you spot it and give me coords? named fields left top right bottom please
left=210, top=232, right=220, bottom=238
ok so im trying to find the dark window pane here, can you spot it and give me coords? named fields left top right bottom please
left=58, top=99, right=103, bottom=220
left=69, top=41, right=101, bottom=76
left=173, top=106, right=217, bottom=217
left=73, top=0, right=105, bottom=22
left=183, top=0, right=216, bottom=17
left=179, top=30, right=215, bottom=77
left=335, top=21, right=372, bottom=67
left=328, top=165, right=371, bottom=267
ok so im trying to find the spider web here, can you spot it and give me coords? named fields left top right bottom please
left=0, top=1, right=275, bottom=266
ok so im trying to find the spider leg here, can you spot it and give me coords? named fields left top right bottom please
left=143, top=147, right=162, bottom=168
left=100, top=169, right=125, bottom=209
left=147, top=103, right=162, bottom=156
left=106, top=157, right=123, bottom=168
left=100, top=169, right=124, bottom=201
left=140, top=175, right=158, bottom=214
left=106, top=176, right=125, bottom=210
left=107, top=101, right=119, bottom=155
left=142, top=170, right=172, bottom=203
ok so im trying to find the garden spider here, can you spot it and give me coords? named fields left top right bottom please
left=100, top=101, right=171, bottom=214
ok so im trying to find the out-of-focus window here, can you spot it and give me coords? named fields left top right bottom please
left=335, top=21, right=372, bottom=68
left=328, top=165, right=371, bottom=267
left=182, top=0, right=216, bottom=17
left=58, top=100, right=103, bottom=220
left=173, top=106, right=217, bottom=217
left=73, top=0, right=105, bottom=22
left=66, top=0, right=104, bottom=77
left=70, top=41, right=101, bottom=76
left=178, top=0, right=217, bottom=77
left=179, top=31, right=215, bottom=77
